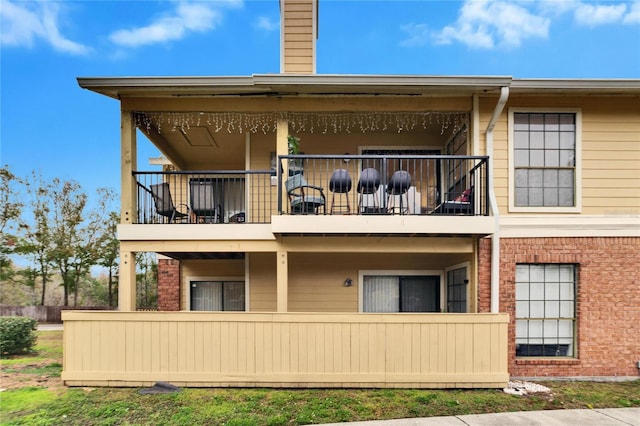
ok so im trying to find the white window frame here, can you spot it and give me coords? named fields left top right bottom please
left=515, top=264, right=577, bottom=358
left=358, top=269, right=444, bottom=313
left=508, top=108, right=582, bottom=213
left=187, top=276, right=247, bottom=311
left=444, top=262, right=470, bottom=313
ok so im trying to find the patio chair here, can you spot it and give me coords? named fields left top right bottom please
left=329, top=169, right=352, bottom=214
left=150, top=182, right=190, bottom=223
left=189, top=179, right=222, bottom=223
left=433, top=186, right=474, bottom=215
left=357, top=168, right=381, bottom=214
left=286, top=174, right=326, bottom=214
left=386, top=170, right=411, bottom=215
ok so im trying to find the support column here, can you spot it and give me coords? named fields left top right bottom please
left=118, top=251, right=137, bottom=311
left=121, top=110, right=137, bottom=224
left=276, top=251, right=288, bottom=312
left=277, top=118, right=289, bottom=213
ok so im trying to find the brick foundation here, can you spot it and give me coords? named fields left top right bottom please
left=478, top=236, right=640, bottom=378
left=157, top=259, right=181, bottom=311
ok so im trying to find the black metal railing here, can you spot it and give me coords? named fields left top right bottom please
left=131, top=156, right=489, bottom=224
left=133, top=170, right=273, bottom=224
left=277, top=155, right=489, bottom=216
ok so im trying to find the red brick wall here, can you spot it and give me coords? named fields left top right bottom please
left=157, top=259, right=181, bottom=311
left=478, top=237, right=640, bottom=378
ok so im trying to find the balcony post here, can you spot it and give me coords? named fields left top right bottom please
left=121, top=110, right=137, bottom=224
left=276, top=251, right=288, bottom=312
left=118, top=250, right=137, bottom=311
left=277, top=118, right=289, bottom=214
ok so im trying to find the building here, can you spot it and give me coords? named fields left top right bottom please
left=62, top=0, right=640, bottom=388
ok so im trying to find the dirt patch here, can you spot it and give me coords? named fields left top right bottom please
left=0, top=362, right=65, bottom=391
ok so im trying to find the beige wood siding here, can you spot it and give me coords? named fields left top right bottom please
left=282, top=0, right=315, bottom=74
left=62, top=311, right=509, bottom=388
left=249, top=253, right=277, bottom=312
left=287, top=253, right=471, bottom=312
left=249, top=132, right=279, bottom=221
left=485, top=95, right=640, bottom=215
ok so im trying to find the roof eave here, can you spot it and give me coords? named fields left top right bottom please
left=511, top=78, right=640, bottom=94
left=77, top=74, right=514, bottom=99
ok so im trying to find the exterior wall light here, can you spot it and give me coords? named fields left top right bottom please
left=344, top=278, right=353, bottom=287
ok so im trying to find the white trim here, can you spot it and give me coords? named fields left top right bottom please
left=445, top=262, right=471, bottom=313
left=500, top=215, right=640, bottom=237
left=357, top=269, right=445, bottom=313
left=186, top=276, right=246, bottom=311
left=508, top=108, right=582, bottom=213
left=486, top=86, right=509, bottom=314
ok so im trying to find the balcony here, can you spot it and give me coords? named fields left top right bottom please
left=131, top=155, right=493, bottom=236
left=134, top=170, right=274, bottom=224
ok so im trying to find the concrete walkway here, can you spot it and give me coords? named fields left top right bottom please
left=320, top=408, right=640, bottom=426
left=37, top=323, right=63, bottom=331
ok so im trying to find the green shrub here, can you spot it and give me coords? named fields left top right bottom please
left=0, top=316, right=38, bottom=355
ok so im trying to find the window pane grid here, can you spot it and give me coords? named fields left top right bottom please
left=515, top=264, right=576, bottom=357
left=447, top=268, right=467, bottom=313
left=514, top=112, right=576, bottom=207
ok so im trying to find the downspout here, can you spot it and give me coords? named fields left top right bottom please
left=485, top=86, right=509, bottom=313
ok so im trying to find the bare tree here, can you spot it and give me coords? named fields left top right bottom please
left=48, top=178, right=87, bottom=306
left=0, top=166, right=23, bottom=285
left=93, top=191, right=119, bottom=308
left=19, top=171, right=54, bottom=305
left=136, top=252, right=158, bottom=309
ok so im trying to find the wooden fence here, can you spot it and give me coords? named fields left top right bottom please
left=62, top=311, right=509, bottom=389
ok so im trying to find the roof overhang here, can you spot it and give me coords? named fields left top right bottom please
left=77, top=74, right=514, bottom=99
left=511, top=78, right=640, bottom=95
left=78, top=74, right=640, bottom=100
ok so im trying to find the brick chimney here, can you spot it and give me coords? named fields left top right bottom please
left=280, top=0, right=317, bottom=74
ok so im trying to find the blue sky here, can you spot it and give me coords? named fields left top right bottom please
left=2, top=0, right=639, bottom=201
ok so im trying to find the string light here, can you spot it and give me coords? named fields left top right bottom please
left=133, top=111, right=468, bottom=137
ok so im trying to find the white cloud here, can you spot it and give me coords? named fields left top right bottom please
left=109, top=1, right=240, bottom=48
left=422, top=1, right=639, bottom=50
left=399, top=23, right=430, bottom=47
left=623, top=1, right=640, bottom=23
left=0, top=0, right=90, bottom=55
left=255, top=16, right=279, bottom=31
left=574, top=3, right=627, bottom=26
left=433, top=0, right=549, bottom=49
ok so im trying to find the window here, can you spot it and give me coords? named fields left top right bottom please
left=190, top=281, right=245, bottom=311
left=362, top=274, right=441, bottom=312
left=515, top=264, right=576, bottom=357
left=510, top=111, right=581, bottom=212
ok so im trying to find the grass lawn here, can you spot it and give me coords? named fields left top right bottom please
left=1, top=331, right=639, bottom=425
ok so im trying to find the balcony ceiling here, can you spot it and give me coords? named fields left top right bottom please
left=140, top=112, right=457, bottom=170
left=158, top=252, right=245, bottom=261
